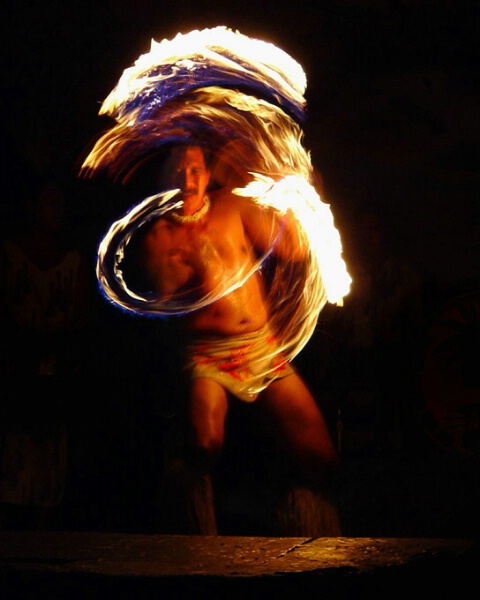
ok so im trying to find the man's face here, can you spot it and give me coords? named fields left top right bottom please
left=164, top=146, right=211, bottom=208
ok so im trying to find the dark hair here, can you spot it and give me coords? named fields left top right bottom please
left=164, top=143, right=212, bottom=167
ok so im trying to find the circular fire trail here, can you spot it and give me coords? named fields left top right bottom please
left=81, top=26, right=351, bottom=394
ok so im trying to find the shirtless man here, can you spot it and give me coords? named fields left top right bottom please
left=139, top=144, right=339, bottom=534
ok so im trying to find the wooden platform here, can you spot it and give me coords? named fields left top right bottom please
left=1, top=533, right=477, bottom=598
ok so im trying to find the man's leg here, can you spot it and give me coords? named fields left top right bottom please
left=259, top=372, right=339, bottom=484
left=187, top=377, right=229, bottom=471
left=257, top=372, right=341, bottom=536
left=163, top=378, right=228, bottom=535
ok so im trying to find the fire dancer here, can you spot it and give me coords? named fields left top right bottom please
left=130, top=143, right=339, bottom=534
left=81, top=27, right=351, bottom=535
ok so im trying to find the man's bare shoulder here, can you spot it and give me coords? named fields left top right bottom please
left=210, top=186, right=239, bottom=202
left=210, top=186, right=252, bottom=213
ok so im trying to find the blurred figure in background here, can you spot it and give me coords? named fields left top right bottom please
left=332, top=205, right=424, bottom=453
left=0, top=177, right=90, bottom=530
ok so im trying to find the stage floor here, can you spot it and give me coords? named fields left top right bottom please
left=1, top=532, right=477, bottom=598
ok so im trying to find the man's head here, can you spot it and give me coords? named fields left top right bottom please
left=162, top=145, right=211, bottom=211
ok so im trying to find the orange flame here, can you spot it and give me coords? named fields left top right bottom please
left=84, top=27, right=351, bottom=394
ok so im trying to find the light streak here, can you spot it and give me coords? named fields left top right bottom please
left=81, top=26, right=351, bottom=393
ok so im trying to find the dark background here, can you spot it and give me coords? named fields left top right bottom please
left=2, top=0, right=479, bottom=537
left=3, top=0, right=479, bottom=300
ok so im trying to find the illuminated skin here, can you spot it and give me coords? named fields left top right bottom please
left=143, top=146, right=268, bottom=334
left=82, top=27, right=352, bottom=534
left=140, top=145, right=339, bottom=484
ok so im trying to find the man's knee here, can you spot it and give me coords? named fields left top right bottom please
left=188, top=379, right=228, bottom=470
left=189, top=434, right=224, bottom=471
left=297, top=445, right=339, bottom=487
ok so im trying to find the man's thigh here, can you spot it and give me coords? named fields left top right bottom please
left=188, top=377, right=229, bottom=448
left=258, top=373, right=338, bottom=468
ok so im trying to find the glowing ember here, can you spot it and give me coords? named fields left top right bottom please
left=82, top=26, right=351, bottom=389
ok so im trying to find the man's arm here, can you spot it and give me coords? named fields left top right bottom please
left=238, top=194, right=308, bottom=262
